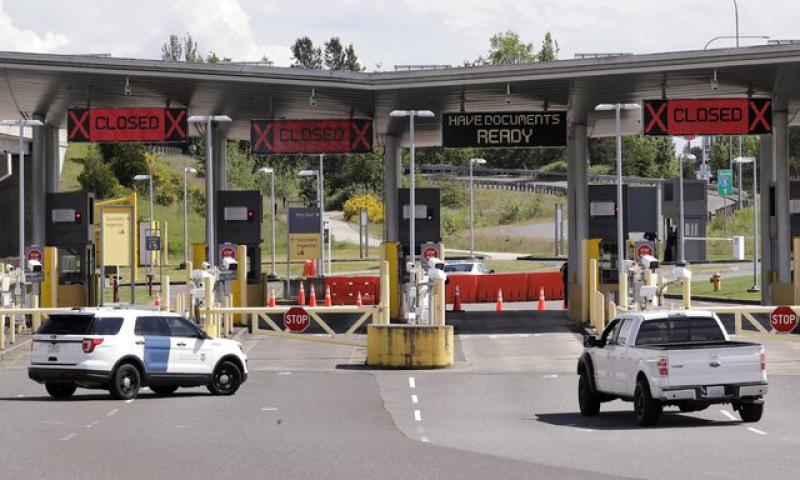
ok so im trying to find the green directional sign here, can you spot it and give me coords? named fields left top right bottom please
left=718, top=169, right=733, bottom=196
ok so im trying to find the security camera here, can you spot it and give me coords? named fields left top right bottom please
left=640, top=254, right=659, bottom=271
left=26, top=259, right=42, bottom=273
left=220, top=257, right=238, bottom=271
left=309, top=98, right=318, bottom=107
left=188, top=144, right=198, bottom=155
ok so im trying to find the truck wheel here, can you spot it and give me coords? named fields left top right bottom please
left=578, top=372, right=601, bottom=416
left=110, top=363, right=141, bottom=400
left=45, top=382, right=76, bottom=400
left=737, top=403, right=763, bottom=422
left=634, top=379, right=662, bottom=426
left=207, top=361, right=242, bottom=396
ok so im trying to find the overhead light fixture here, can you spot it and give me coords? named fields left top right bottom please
left=711, top=69, right=719, bottom=91
left=309, top=88, right=317, bottom=107
left=124, top=77, right=132, bottom=96
left=505, top=83, right=512, bottom=105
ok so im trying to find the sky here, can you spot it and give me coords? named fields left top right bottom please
left=1, top=0, right=799, bottom=69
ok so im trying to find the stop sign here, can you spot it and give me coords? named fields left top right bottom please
left=284, top=307, right=311, bottom=333
left=636, top=243, right=654, bottom=260
left=27, top=248, right=42, bottom=263
left=422, top=246, right=438, bottom=263
left=220, top=246, right=236, bottom=259
left=770, top=306, right=798, bottom=333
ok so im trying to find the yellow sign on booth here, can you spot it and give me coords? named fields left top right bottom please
left=289, top=233, right=321, bottom=260
left=101, top=206, right=133, bottom=266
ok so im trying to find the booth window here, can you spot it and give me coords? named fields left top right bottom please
left=58, top=248, right=84, bottom=285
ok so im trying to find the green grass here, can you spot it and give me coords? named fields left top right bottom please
left=483, top=260, right=549, bottom=272
left=691, top=273, right=761, bottom=302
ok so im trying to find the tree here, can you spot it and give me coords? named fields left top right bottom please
left=344, top=44, right=363, bottom=71
left=99, top=144, right=149, bottom=187
left=78, top=149, right=118, bottom=199
left=161, top=33, right=203, bottom=62
left=537, top=32, right=559, bottom=61
left=324, top=37, right=346, bottom=70
left=291, top=36, right=322, bottom=69
left=261, top=55, right=274, bottom=66
left=206, top=51, right=231, bottom=64
left=479, top=30, right=536, bottom=65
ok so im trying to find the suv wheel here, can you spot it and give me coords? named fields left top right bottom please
left=633, top=379, right=662, bottom=426
left=110, top=363, right=141, bottom=400
left=150, top=385, right=179, bottom=396
left=578, top=372, right=601, bottom=416
left=737, top=403, right=763, bottom=422
left=207, top=361, right=242, bottom=396
left=45, top=382, right=76, bottom=400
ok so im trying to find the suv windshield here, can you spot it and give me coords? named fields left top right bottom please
left=636, top=316, right=725, bottom=345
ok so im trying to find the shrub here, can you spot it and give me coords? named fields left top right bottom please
left=540, top=159, right=568, bottom=172
left=343, top=193, right=384, bottom=223
left=78, top=152, right=118, bottom=199
left=438, top=179, right=468, bottom=208
left=498, top=199, right=522, bottom=224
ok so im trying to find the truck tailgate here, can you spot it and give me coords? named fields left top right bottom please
left=664, top=345, right=764, bottom=387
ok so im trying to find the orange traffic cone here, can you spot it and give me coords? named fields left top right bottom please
left=324, top=286, right=332, bottom=307
left=298, top=282, right=306, bottom=305
left=268, top=288, right=276, bottom=307
left=537, top=287, right=546, bottom=311
left=154, top=294, right=161, bottom=307
left=495, top=288, right=504, bottom=312
left=453, top=284, right=464, bottom=312
left=309, top=284, right=318, bottom=307
left=355, top=291, right=363, bottom=307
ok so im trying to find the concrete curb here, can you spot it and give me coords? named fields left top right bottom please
left=0, top=337, right=32, bottom=361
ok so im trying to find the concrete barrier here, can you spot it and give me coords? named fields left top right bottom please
left=366, top=324, right=454, bottom=368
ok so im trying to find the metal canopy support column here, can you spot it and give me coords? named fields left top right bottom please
left=758, top=133, right=774, bottom=304
left=45, top=125, right=60, bottom=193
left=384, top=134, right=400, bottom=242
left=567, top=121, right=589, bottom=322
left=31, top=114, right=46, bottom=246
left=773, top=110, right=791, bottom=285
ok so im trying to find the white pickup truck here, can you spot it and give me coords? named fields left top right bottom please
left=577, top=310, right=767, bottom=426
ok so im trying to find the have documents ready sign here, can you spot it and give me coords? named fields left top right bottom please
left=442, top=111, right=566, bottom=148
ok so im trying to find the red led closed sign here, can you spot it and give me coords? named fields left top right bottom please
left=68, top=107, right=187, bottom=142
left=250, top=119, right=373, bottom=154
left=643, top=98, right=771, bottom=136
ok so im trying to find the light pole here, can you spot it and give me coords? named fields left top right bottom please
left=734, top=156, right=760, bottom=292
left=389, top=110, right=435, bottom=270
left=469, top=158, right=486, bottom=258
left=594, top=103, right=640, bottom=303
left=133, top=174, right=155, bottom=280
left=182, top=167, right=197, bottom=268
left=257, top=167, right=276, bottom=278
left=299, top=169, right=323, bottom=275
left=0, top=118, right=43, bottom=306
left=187, top=115, right=232, bottom=268
left=677, top=153, right=697, bottom=263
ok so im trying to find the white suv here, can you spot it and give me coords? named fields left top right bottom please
left=28, top=308, right=248, bottom=400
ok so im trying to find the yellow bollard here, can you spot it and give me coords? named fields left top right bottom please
left=203, top=281, right=217, bottom=337
left=380, top=260, right=390, bottom=325
left=162, top=275, right=170, bottom=312
left=682, top=278, right=692, bottom=309
left=0, top=314, right=5, bottom=350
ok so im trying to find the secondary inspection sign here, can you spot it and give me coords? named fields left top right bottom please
left=442, top=111, right=567, bottom=148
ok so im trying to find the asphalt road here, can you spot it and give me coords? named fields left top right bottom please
left=2, top=315, right=799, bottom=480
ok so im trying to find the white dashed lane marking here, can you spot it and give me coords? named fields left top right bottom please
left=420, top=436, right=429, bottom=443
left=85, top=421, right=100, bottom=429
left=414, top=410, right=422, bottom=422
left=125, top=399, right=134, bottom=404
left=61, top=433, right=77, bottom=441
left=278, top=371, right=293, bottom=376
left=411, top=394, right=418, bottom=404
left=747, top=427, right=767, bottom=436
left=106, top=409, right=119, bottom=417
left=261, top=407, right=278, bottom=411
left=408, top=377, right=415, bottom=389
